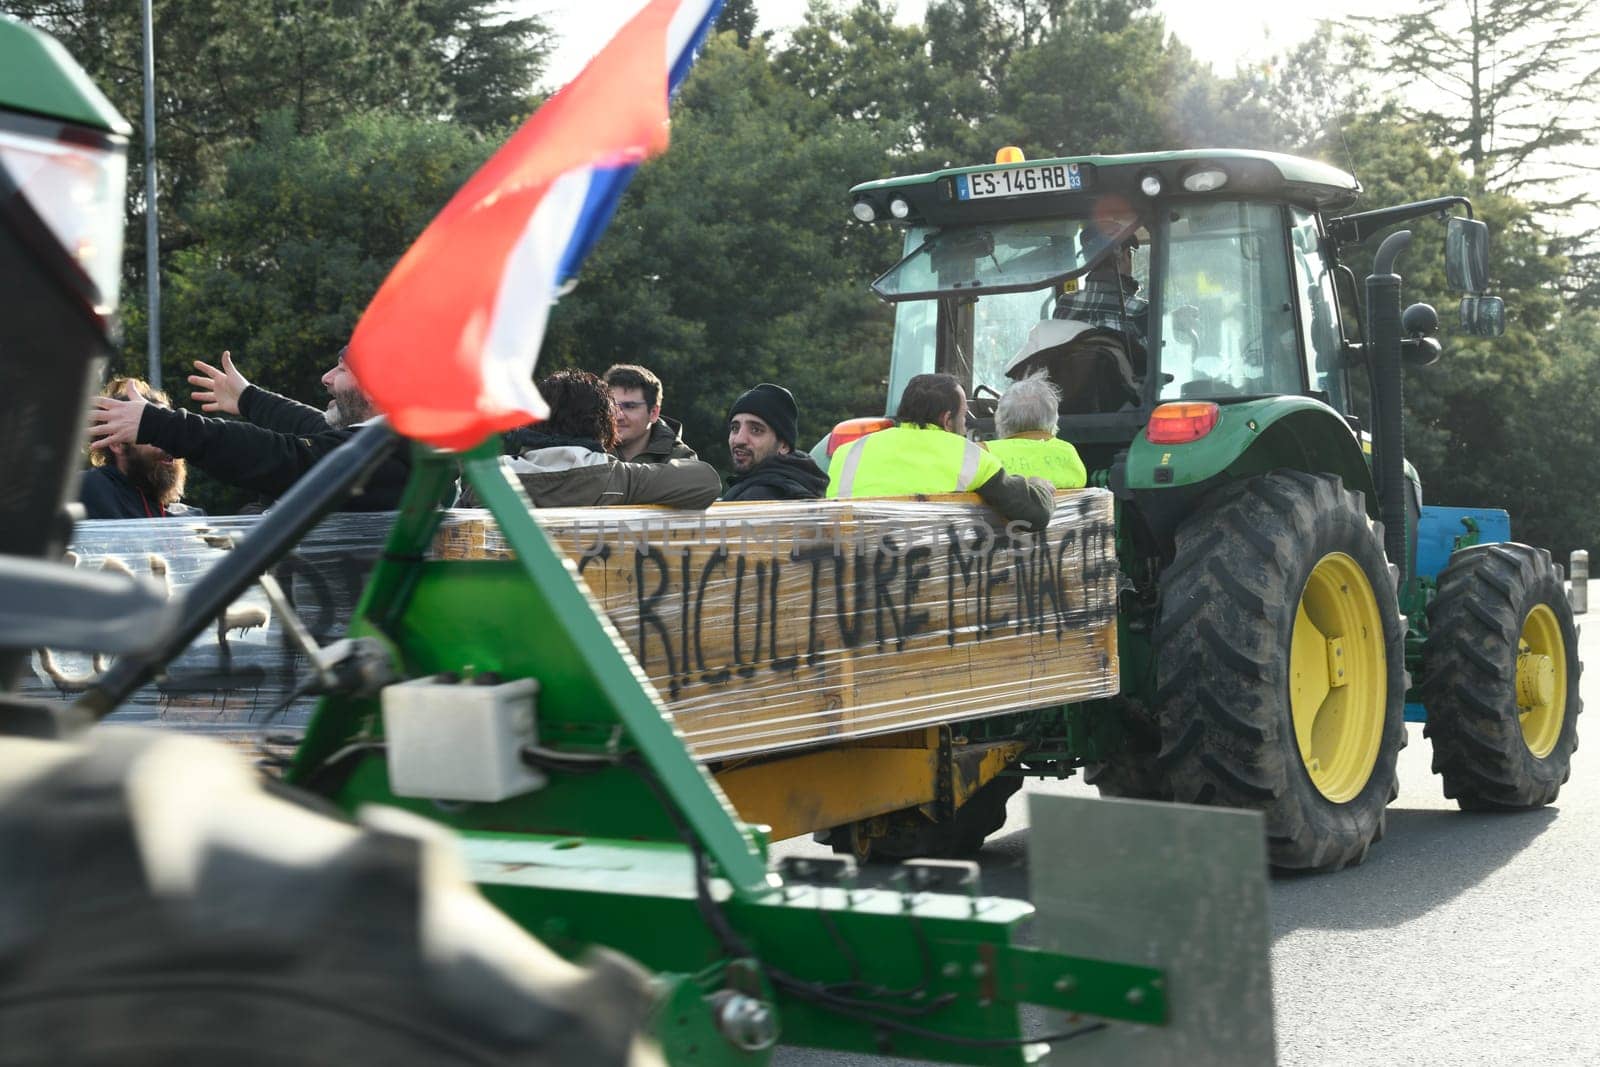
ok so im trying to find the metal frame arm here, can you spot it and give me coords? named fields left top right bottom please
left=75, top=421, right=404, bottom=718
left=1327, top=196, right=1473, bottom=245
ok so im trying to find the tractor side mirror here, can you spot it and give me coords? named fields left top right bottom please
left=1459, top=294, right=1506, bottom=337
left=1400, top=302, right=1441, bottom=367
left=1445, top=216, right=1490, bottom=293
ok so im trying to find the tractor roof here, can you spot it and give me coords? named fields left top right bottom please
left=850, top=149, right=1360, bottom=226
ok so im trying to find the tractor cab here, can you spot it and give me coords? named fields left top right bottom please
left=849, top=148, right=1499, bottom=493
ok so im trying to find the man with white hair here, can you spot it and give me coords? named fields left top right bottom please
left=985, top=370, right=1087, bottom=489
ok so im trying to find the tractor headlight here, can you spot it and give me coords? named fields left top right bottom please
left=1181, top=167, right=1228, bottom=193
left=0, top=120, right=128, bottom=312
left=852, top=199, right=877, bottom=223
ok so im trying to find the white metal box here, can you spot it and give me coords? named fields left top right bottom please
left=381, top=676, right=545, bottom=802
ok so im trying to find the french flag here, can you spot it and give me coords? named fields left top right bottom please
left=347, top=0, right=725, bottom=451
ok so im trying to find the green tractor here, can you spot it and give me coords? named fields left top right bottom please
left=0, top=19, right=1287, bottom=1065
left=835, top=147, right=1582, bottom=872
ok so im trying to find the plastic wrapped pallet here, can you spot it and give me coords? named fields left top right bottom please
left=21, top=493, right=1118, bottom=760
left=436, top=491, right=1118, bottom=760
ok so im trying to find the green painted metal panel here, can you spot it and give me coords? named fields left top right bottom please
left=0, top=18, right=130, bottom=133
left=1125, top=396, right=1373, bottom=501
left=469, top=832, right=1166, bottom=1066
left=292, top=450, right=772, bottom=897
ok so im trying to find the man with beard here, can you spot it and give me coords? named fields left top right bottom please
left=189, top=347, right=372, bottom=437
left=719, top=384, right=828, bottom=502
left=80, top=378, right=200, bottom=519
left=88, top=346, right=412, bottom=512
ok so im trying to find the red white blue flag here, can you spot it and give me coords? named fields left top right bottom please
left=348, top=0, right=724, bottom=450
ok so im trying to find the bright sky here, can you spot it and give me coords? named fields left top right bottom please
left=526, top=0, right=1388, bottom=85
left=523, top=0, right=1594, bottom=243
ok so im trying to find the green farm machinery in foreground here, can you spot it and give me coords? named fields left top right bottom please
left=829, top=147, right=1581, bottom=871
left=0, top=16, right=1276, bottom=1066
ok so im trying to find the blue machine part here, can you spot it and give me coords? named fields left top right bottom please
left=1406, top=505, right=1512, bottom=723
left=1413, top=505, right=1512, bottom=581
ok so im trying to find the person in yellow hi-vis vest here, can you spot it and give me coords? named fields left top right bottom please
left=986, top=370, right=1087, bottom=490
left=827, top=373, right=1053, bottom=531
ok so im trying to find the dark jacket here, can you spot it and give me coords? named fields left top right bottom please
left=720, top=451, right=829, bottom=502
left=238, top=384, right=333, bottom=436
left=497, top=430, right=719, bottom=509
left=974, top=471, right=1054, bottom=533
left=78, top=464, right=202, bottom=520
left=136, top=404, right=412, bottom=512
left=632, top=416, right=697, bottom=463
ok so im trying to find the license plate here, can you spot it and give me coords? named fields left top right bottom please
left=957, top=163, right=1082, bottom=200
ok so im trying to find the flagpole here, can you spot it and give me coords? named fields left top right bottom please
left=141, top=0, right=160, bottom=390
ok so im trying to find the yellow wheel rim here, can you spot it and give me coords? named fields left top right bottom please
left=1289, top=553, right=1388, bottom=803
left=1517, top=603, right=1567, bottom=759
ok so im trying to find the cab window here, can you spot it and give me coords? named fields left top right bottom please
left=1158, top=201, right=1300, bottom=400
left=1290, top=207, right=1347, bottom=410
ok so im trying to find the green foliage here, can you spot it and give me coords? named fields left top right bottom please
left=541, top=32, right=902, bottom=463
left=1, top=0, right=547, bottom=287
left=1348, top=0, right=1600, bottom=211
left=414, top=0, right=550, bottom=130
left=1499, top=312, right=1600, bottom=557
left=18, top=0, right=1588, bottom=545
left=1304, top=111, right=1568, bottom=526
left=715, top=0, right=759, bottom=47
left=151, top=111, right=491, bottom=406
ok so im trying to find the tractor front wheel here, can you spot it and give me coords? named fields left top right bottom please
left=1153, top=471, right=1407, bottom=872
left=1420, top=543, right=1582, bottom=809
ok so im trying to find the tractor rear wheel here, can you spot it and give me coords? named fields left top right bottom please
left=1153, top=471, right=1407, bottom=872
left=1420, top=543, right=1582, bottom=809
left=0, top=728, right=656, bottom=1066
left=1084, top=698, right=1173, bottom=800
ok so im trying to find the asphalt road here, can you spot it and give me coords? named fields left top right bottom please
left=773, top=584, right=1600, bottom=1066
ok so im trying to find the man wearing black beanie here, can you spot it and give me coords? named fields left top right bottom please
left=721, top=383, right=829, bottom=502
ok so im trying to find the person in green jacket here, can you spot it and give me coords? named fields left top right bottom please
left=985, top=370, right=1087, bottom=490
left=827, top=373, right=1053, bottom=531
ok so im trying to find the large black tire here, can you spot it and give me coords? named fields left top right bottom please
left=1154, top=471, right=1408, bottom=873
left=0, top=729, right=658, bottom=1066
left=1420, top=543, right=1582, bottom=809
left=1084, top=697, right=1174, bottom=801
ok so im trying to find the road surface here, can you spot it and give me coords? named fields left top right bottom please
left=774, top=584, right=1599, bottom=1065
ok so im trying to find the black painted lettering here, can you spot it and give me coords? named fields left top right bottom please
left=768, top=559, right=799, bottom=673
left=1012, top=534, right=1038, bottom=634
left=793, top=542, right=832, bottom=666
left=872, top=537, right=903, bottom=651
left=832, top=549, right=869, bottom=649
left=983, top=541, right=1012, bottom=634
left=901, top=544, right=932, bottom=642
left=696, top=547, right=731, bottom=685
left=634, top=548, right=678, bottom=697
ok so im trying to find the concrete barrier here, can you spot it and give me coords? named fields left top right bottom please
left=1572, top=549, right=1588, bottom=614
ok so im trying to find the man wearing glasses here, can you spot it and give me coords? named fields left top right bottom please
left=602, top=364, right=696, bottom=463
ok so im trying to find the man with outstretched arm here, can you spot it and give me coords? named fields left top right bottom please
left=88, top=347, right=412, bottom=512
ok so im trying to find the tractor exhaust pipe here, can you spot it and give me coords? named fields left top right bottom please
left=1366, top=231, right=1411, bottom=589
